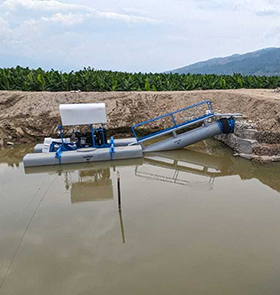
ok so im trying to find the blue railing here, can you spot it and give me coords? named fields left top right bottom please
left=131, top=100, right=214, bottom=142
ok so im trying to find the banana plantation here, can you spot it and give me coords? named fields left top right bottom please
left=1, top=66, right=280, bottom=92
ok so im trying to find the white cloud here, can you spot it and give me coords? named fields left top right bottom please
left=0, top=0, right=158, bottom=24
left=94, top=11, right=157, bottom=24
left=262, top=25, right=280, bottom=39
left=24, top=11, right=157, bottom=27
left=42, top=12, right=90, bottom=26
left=233, top=0, right=280, bottom=16
left=0, top=17, right=11, bottom=36
left=1, top=0, right=88, bottom=12
left=1, top=0, right=280, bottom=72
left=256, top=7, right=278, bottom=16
left=194, top=0, right=280, bottom=16
left=121, top=7, right=149, bottom=15
left=193, top=0, right=230, bottom=10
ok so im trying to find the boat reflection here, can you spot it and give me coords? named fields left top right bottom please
left=139, top=149, right=280, bottom=193
left=25, top=149, right=237, bottom=197
left=25, top=159, right=143, bottom=203
left=25, top=149, right=234, bottom=198
left=136, top=150, right=234, bottom=189
left=69, top=168, right=113, bottom=203
left=1, top=143, right=279, bottom=194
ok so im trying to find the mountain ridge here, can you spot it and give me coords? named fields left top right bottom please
left=170, top=48, right=280, bottom=76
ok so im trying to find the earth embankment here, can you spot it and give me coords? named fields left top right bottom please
left=1, top=89, right=280, bottom=160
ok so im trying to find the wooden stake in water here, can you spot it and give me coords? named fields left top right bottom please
left=117, top=171, right=121, bottom=209
left=117, top=171, right=125, bottom=243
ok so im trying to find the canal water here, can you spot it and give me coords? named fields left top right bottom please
left=1, top=140, right=280, bottom=295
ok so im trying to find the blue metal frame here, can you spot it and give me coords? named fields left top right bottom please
left=89, top=125, right=110, bottom=148
left=74, top=124, right=109, bottom=149
left=90, top=124, right=96, bottom=147
left=109, top=136, right=115, bottom=160
left=50, top=141, right=76, bottom=153
left=90, top=125, right=110, bottom=148
left=52, top=123, right=110, bottom=160
left=131, top=100, right=214, bottom=142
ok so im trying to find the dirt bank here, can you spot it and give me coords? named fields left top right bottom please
left=0, top=89, right=280, bottom=159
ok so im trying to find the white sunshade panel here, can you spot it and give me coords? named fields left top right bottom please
left=59, top=103, right=107, bottom=126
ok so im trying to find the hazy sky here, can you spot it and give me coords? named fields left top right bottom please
left=0, top=0, right=279, bottom=72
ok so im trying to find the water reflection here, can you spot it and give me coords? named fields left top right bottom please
left=118, top=207, right=125, bottom=244
left=0, top=144, right=33, bottom=168
left=1, top=142, right=280, bottom=194
left=70, top=169, right=113, bottom=203
left=2, top=143, right=280, bottom=295
left=136, top=150, right=234, bottom=190
left=25, top=160, right=142, bottom=204
left=24, top=150, right=233, bottom=197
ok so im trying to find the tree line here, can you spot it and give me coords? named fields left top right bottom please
left=1, top=66, right=280, bottom=91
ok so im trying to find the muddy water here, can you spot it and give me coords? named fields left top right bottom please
left=1, top=140, right=280, bottom=295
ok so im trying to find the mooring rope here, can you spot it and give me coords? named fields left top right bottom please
left=0, top=173, right=59, bottom=293
left=17, top=166, right=55, bottom=222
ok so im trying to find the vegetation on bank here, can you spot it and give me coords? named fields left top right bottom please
left=1, top=66, right=280, bottom=92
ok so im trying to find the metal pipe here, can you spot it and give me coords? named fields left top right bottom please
left=143, top=121, right=222, bottom=152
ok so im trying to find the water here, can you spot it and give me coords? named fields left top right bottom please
left=1, top=141, right=280, bottom=295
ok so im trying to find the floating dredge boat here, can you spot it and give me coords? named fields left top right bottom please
left=23, top=100, right=241, bottom=167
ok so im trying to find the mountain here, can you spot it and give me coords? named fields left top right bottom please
left=170, top=48, right=280, bottom=76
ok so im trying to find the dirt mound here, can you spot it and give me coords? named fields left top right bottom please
left=0, top=89, right=280, bottom=146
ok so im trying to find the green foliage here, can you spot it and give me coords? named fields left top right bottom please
left=144, top=77, right=150, bottom=91
left=0, top=66, right=280, bottom=92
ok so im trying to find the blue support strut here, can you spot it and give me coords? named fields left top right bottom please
left=90, top=124, right=96, bottom=147
left=109, top=136, right=115, bottom=160
left=131, top=100, right=214, bottom=142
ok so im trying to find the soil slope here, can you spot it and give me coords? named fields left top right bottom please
left=0, top=89, right=280, bottom=146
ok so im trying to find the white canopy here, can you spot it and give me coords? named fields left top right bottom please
left=59, top=103, right=107, bottom=126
